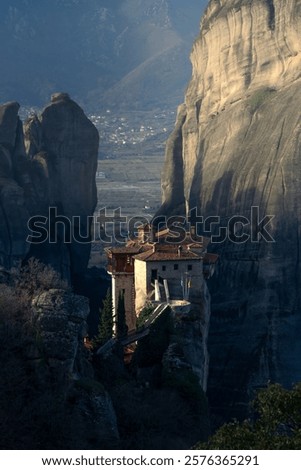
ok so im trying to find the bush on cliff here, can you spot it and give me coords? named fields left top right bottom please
left=92, top=288, right=113, bottom=348
left=196, top=383, right=301, bottom=450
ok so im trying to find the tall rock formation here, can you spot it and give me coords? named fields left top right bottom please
left=0, top=93, right=99, bottom=282
left=0, top=102, right=32, bottom=267
left=159, top=0, right=301, bottom=419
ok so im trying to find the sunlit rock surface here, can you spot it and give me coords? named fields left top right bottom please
left=159, top=0, right=301, bottom=419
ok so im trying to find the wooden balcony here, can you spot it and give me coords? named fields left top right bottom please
left=107, top=262, right=134, bottom=275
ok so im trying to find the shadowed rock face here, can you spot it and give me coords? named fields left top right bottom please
left=0, top=102, right=31, bottom=267
left=0, top=98, right=119, bottom=449
left=159, top=0, right=301, bottom=419
left=32, top=288, right=90, bottom=376
left=0, top=94, right=99, bottom=282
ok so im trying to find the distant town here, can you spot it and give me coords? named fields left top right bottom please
left=20, top=105, right=176, bottom=159
left=90, top=108, right=176, bottom=158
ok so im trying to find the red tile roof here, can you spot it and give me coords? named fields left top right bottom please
left=133, top=249, right=202, bottom=262
left=106, top=246, right=141, bottom=255
left=105, top=229, right=214, bottom=263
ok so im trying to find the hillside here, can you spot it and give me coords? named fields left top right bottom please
left=0, top=0, right=206, bottom=112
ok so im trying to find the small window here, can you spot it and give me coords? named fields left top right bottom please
left=188, top=265, right=193, bottom=271
left=174, top=264, right=179, bottom=270
left=162, top=265, right=166, bottom=272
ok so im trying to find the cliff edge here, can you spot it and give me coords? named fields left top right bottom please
left=159, top=0, right=301, bottom=418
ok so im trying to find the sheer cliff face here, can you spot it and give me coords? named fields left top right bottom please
left=0, top=102, right=32, bottom=266
left=0, top=94, right=98, bottom=280
left=160, top=0, right=301, bottom=418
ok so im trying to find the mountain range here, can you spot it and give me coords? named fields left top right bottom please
left=0, top=0, right=207, bottom=112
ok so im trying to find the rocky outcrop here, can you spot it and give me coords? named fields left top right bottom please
left=71, top=385, right=119, bottom=448
left=31, top=288, right=119, bottom=446
left=166, top=283, right=211, bottom=392
left=25, top=93, right=99, bottom=281
left=0, top=102, right=32, bottom=267
left=0, top=276, right=119, bottom=449
left=32, top=289, right=90, bottom=376
left=159, top=0, right=301, bottom=419
left=0, top=94, right=99, bottom=282
left=0, top=98, right=119, bottom=448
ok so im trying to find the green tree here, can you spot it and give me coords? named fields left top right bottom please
left=93, top=289, right=113, bottom=348
left=136, top=302, right=154, bottom=329
left=196, top=383, right=301, bottom=450
left=116, top=291, right=128, bottom=340
left=133, top=306, right=173, bottom=368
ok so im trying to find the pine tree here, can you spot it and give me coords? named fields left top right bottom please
left=116, top=291, right=128, bottom=340
left=93, top=289, right=113, bottom=348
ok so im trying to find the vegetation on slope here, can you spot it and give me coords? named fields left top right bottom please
left=196, top=383, right=301, bottom=450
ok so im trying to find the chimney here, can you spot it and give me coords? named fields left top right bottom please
left=191, top=226, right=196, bottom=241
left=150, top=223, right=155, bottom=242
left=138, top=223, right=151, bottom=243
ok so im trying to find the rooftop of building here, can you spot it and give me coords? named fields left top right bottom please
left=155, top=228, right=211, bottom=248
left=105, top=225, right=218, bottom=264
left=106, top=245, right=143, bottom=256
left=133, top=244, right=203, bottom=262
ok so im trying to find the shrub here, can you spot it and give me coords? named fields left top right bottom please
left=16, top=258, right=69, bottom=296
left=163, top=368, right=207, bottom=414
left=92, top=289, right=113, bottom=348
left=136, top=302, right=154, bottom=329
left=133, top=307, right=173, bottom=367
left=196, top=383, right=301, bottom=450
left=248, top=87, right=276, bottom=113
